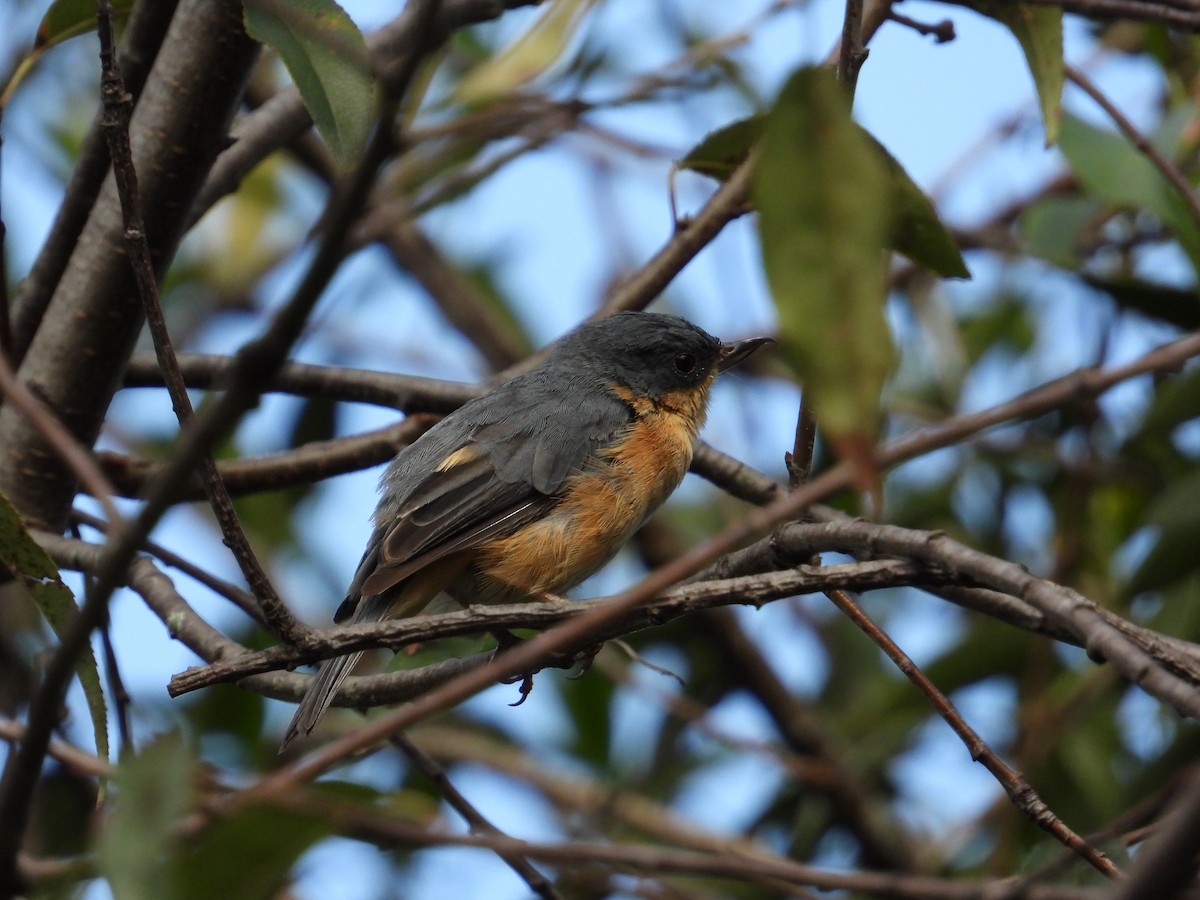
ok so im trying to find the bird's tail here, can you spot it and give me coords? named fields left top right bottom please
left=279, top=594, right=391, bottom=752
left=279, top=648, right=361, bottom=752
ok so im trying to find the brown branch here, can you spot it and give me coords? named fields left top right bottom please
left=7, top=0, right=180, bottom=363
left=1108, top=773, right=1200, bottom=900
left=836, top=0, right=870, bottom=93
left=96, top=417, right=433, bottom=500
left=36, top=531, right=490, bottom=711
left=95, top=0, right=305, bottom=644
left=413, top=722, right=808, bottom=890
left=979, top=0, right=1200, bottom=29
left=390, top=733, right=563, bottom=900
left=0, top=351, right=122, bottom=526
left=0, top=717, right=112, bottom=780
left=168, top=559, right=939, bottom=696
left=698, top=607, right=917, bottom=871
left=823, top=587, right=1120, bottom=879
left=123, top=352, right=475, bottom=408
left=70, top=507, right=265, bottom=624
left=887, top=9, right=956, bottom=42
left=226, top=788, right=1128, bottom=900
left=780, top=521, right=1200, bottom=720
left=597, top=155, right=756, bottom=316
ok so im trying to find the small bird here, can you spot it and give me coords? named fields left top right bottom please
left=281, top=311, right=770, bottom=749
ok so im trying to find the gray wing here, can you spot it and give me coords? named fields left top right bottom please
left=334, top=373, right=631, bottom=621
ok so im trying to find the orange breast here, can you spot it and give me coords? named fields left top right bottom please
left=467, top=388, right=706, bottom=599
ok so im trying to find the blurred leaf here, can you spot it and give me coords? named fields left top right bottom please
left=176, top=805, right=332, bottom=900
left=677, top=116, right=765, bottom=181
left=1127, top=468, right=1200, bottom=594
left=99, top=732, right=194, bottom=900
left=965, top=2, right=1063, bottom=144
left=1059, top=114, right=1200, bottom=274
left=869, top=133, right=970, bottom=278
left=28, top=766, right=96, bottom=858
left=194, top=156, right=286, bottom=296
left=243, top=0, right=375, bottom=168
left=291, top=395, right=338, bottom=448
left=959, top=296, right=1036, bottom=361
left=236, top=490, right=302, bottom=551
left=561, top=661, right=614, bottom=766
left=34, top=0, right=135, bottom=49
left=1138, top=365, right=1200, bottom=436
left=1083, top=274, right=1200, bottom=330
left=0, top=491, right=108, bottom=763
left=753, top=66, right=894, bottom=444
left=185, top=684, right=265, bottom=744
left=1020, top=195, right=1099, bottom=268
left=456, top=0, right=594, bottom=105
left=682, top=117, right=966, bottom=277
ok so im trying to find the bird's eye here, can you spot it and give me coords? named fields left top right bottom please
left=674, top=352, right=697, bottom=374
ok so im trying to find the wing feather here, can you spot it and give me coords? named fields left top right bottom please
left=336, top=373, right=633, bottom=619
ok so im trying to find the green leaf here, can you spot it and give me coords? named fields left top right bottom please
left=455, top=0, right=594, bottom=106
left=965, top=2, right=1063, bottom=144
left=868, top=133, right=970, bottom=278
left=1138, top=365, right=1200, bottom=436
left=1127, top=468, right=1200, bottom=594
left=34, top=0, right=135, bottom=50
left=1020, top=195, right=1100, bottom=268
left=677, top=116, right=765, bottom=181
left=960, top=295, right=1036, bottom=361
left=1059, top=114, right=1200, bottom=274
left=98, top=732, right=195, bottom=900
left=0, top=491, right=108, bottom=762
left=753, top=66, right=894, bottom=441
left=176, top=805, right=332, bottom=900
left=680, top=117, right=968, bottom=278
left=243, top=0, right=376, bottom=169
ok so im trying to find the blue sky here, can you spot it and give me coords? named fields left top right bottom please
left=0, top=1, right=1175, bottom=897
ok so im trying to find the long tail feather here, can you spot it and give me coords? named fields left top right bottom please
left=279, top=594, right=392, bottom=752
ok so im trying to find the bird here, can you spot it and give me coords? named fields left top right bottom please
left=280, top=311, right=771, bottom=749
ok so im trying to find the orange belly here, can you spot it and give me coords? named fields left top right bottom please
left=463, top=405, right=700, bottom=601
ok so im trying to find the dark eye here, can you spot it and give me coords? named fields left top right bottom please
left=674, top=352, right=696, bottom=374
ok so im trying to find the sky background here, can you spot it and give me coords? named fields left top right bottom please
left=0, top=1, right=1177, bottom=897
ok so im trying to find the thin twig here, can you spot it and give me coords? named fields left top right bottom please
left=167, top=560, right=936, bottom=695
left=836, top=0, right=869, bottom=93
left=390, top=733, right=564, bottom=900
left=1066, top=64, right=1200, bottom=235
left=823, top=587, right=1120, bottom=879
left=988, top=0, right=1200, bottom=29
left=887, top=9, right=955, bottom=42
left=786, top=398, right=817, bottom=490
left=95, top=0, right=307, bottom=644
left=1107, top=774, right=1200, bottom=900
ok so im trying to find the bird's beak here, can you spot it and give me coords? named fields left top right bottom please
left=717, top=336, right=773, bottom=372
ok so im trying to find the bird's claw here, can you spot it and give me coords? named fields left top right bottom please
left=492, top=634, right=604, bottom=702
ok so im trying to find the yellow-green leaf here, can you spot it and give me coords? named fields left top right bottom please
left=966, top=2, right=1063, bottom=145
left=0, top=491, right=108, bottom=762
left=244, top=0, right=376, bottom=169
left=1, top=0, right=135, bottom=109
left=35, top=0, right=135, bottom=50
left=677, top=116, right=765, bottom=181
left=455, top=0, right=593, bottom=106
left=680, top=117, right=968, bottom=278
left=98, top=733, right=195, bottom=900
left=753, top=67, right=894, bottom=443
left=868, top=133, right=970, bottom=279
left=1059, top=113, right=1200, bottom=275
